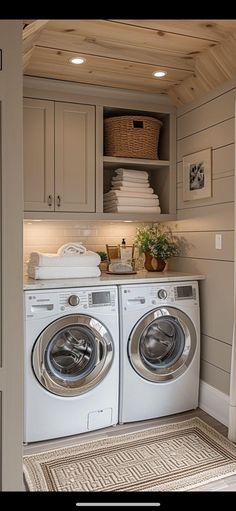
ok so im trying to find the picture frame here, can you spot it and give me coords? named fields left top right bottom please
left=183, top=148, right=212, bottom=201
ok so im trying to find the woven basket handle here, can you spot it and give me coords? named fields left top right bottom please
left=133, top=120, right=143, bottom=129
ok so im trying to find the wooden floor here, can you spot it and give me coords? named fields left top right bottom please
left=24, top=408, right=236, bottom=491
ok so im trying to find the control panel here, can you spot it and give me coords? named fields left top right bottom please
left=25, top=287, right=117, bottom=317
left=121, top=282, right=199, bottom=310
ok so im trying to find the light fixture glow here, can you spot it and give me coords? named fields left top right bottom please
left=70, top=57, right=86, bottom=65
left=152, top=70, right=167, bottom=78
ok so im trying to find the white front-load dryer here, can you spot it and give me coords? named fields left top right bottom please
left=24, top=286, right=119, bottom=442
left=119, top=281, right=200, bottom=424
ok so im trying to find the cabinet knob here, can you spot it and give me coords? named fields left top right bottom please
left=47, top=195, right=53, bottom=207
left=57, top=195, right=61, bottom=207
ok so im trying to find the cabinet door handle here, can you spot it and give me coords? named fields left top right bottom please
left=57, top=195, right=61, bottom=207
left=47, top=195, right=53, bottom=207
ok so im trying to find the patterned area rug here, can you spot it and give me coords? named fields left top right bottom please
left=23, top=418, right=236, bottom=492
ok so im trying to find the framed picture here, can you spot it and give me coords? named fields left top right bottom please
left=183, top=148, right=212, bottom=201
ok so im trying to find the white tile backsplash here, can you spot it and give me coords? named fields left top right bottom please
left=24, top=220, right=149, bottom=275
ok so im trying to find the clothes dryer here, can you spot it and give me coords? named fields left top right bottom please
left=119, top=282, right=200, bottom=423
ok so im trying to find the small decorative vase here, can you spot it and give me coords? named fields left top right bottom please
left=144, top=252, right=166, bottom=272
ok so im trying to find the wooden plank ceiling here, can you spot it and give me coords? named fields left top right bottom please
left=23, top=19, right=236, bottom=105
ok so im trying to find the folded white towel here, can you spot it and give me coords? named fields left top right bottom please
left=104, top=197, right=159, bottom=206
left=111, top=180, right=150, bottom=188
left=112, top=176, right=149, bottom=183
left=104, top=205, right=161, bottom=213
left=111, top=185, right=154, bottom=194
left=29, top=251, right=101, bottom=268
left=104, top=190, right=158, bottom=199
left=57, top=243, right=87, bottom=256
left=115, top=168, right=149, bottom=179
left=28, top=265, right=101, bottom=280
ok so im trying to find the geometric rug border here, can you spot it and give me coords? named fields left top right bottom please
left=23, top=417, right=236, bottom=492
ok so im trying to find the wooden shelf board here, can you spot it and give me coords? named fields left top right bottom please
left=103, top=156, right=169, bottom=169
left=24, top=211, right=176, bottom=222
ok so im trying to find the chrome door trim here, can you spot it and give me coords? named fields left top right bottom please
left=128, top=306, right=197, bottom=382
left=32, top=314, right=114, bottom=396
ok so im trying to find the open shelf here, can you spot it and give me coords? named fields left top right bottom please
left=103, top=156, right=170, bottom=169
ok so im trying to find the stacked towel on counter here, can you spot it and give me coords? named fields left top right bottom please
left=104, top=168, right=161, bottom=213
left=27, top=243, right=101, bottom=280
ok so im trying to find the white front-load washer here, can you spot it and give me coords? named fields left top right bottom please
left=119, top=281, right=200, bottom=424
left=24, top=286, right=119, bottom=442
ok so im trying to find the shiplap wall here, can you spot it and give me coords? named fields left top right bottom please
left=169, top=85, right=236, bottom=395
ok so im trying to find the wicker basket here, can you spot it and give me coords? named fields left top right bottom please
left=104, top=115, right=163, bottom=159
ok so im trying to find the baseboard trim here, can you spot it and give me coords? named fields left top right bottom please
left=199, top=380, right=229, bottom=426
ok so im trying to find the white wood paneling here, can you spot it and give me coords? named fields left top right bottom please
left=201, top=334, right=232, bottom=370
left=175, top=231, right=233, bottom=261
left=177, top=175, right=234, bottom=210
left=170, top=258, right=234, bottom=345
left=200, top=360, right=230, bottom=394
left=177, top=144, right=234, bottom=183
left=177, top=117, right=234, bottom=162
left=177, top=88, right=236, bottom=139
left=169, top=202, right=234, bottom=232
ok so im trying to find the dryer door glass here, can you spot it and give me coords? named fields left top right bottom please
left=32, top=314, right=114, bottom=396
left=129, top=307, right=197, bottom=382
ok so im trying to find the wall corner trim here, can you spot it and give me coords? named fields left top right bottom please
left=199, top=380, right=229, bottom=426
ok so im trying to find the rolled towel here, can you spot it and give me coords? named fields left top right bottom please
left=28, top=265, right=101, bottom=280
left=29, top=251, right=101, bottom=268
left=57, top=242, right=87, bottom=256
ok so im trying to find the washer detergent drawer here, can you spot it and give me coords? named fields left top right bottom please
left=87, top=408, right=112, bottom=430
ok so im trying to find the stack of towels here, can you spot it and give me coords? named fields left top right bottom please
left=27, top=243, right=101, bottom=280
left=104, top=168, right=161, bottom=213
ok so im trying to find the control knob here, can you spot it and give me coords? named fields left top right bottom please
left=68, top=295, right=80, bottom=306
left=157, top=289, right=167, bottom=300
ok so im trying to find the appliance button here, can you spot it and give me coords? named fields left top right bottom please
left=157, top=289, right=167, bottom=300
left=68, top=294, right=80, bottom=306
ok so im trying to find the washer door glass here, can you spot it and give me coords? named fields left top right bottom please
left=32, top=314, right=114, bottom=396
left=129, top=307, right=197, bottom=382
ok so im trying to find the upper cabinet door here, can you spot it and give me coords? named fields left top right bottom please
left=23, top=98, right=54, bottom=211
left=55, top=102, right=95, bottom=212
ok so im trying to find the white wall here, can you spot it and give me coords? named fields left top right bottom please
left=0, top=21, right=23, bottom=490
left=169, top=83, right=236, bottom=395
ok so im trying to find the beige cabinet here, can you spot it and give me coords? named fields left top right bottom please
left=23, top=98, right=95, bottom=212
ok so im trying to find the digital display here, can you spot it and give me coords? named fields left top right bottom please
left=176, top=286, right=193, bottom=298
left=92, top=291, right=111, bottom=305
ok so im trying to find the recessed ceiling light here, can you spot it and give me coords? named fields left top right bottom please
left=70, top=57, right=86, bottom=65
left=152, top=70, right=167, bottom=78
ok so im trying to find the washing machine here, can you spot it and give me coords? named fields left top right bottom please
left=119, top=281, right=200, bottom=424
left=24, top=286, right=119, bottom=442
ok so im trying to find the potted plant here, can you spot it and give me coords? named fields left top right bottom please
left=133, top=224, right=179, bottom=272
left=96, top=251, right=109, bottom=272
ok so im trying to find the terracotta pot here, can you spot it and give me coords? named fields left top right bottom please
left=144, top=252, right=166, bottom=272
left=99, top=261, right=108, bottom=272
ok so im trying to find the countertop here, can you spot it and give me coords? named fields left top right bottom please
left=24, top=271, right=205, bottom=290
